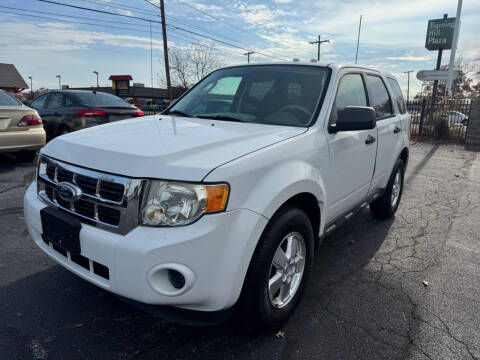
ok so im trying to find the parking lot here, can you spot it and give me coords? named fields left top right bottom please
left=1, top=142, right=479, bottom=360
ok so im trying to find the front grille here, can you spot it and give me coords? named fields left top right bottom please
left=45, top=164, right=124, bottom=202
left=37, top=156, right=143, bottom=234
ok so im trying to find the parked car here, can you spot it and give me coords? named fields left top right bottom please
left=24, top=63, right=409, bottom=329
left=0, top=89, right=45, bottom=161
left=29, top=90, right=144, bottom=140
left=446, top=110, right=469, bottom=126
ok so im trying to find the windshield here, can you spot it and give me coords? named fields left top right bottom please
left=0, top=91, right=22, bottom=106
left=74, top=92, right=132, bottom=107
left=166, top=65, right=330, bottom=127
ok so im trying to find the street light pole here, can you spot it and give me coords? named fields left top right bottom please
left=56, top=75, right=61, bottom=90
left=309, top=35, right=330, bottom=62
left=403, top=70, right=414, bottom=101
left=28, top=76, right=33, bottom=93
left=355, top=15, right=363, bottom=64
left=93, top=71, right=99, bottom=87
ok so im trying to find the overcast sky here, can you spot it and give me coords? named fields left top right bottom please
left=1, top=0, right=479, bottom=97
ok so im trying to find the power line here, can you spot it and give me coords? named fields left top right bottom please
left=39, top=0, right=162, bottom=23
left=171, top=0, right=304, bottom=55
left=0, top=8, right=160, bottom=34
left=0, top=6, right=253, bottom=61
left=63, top=0, right=249, bottom=46
left=78, top=0, right=154, bottom=16
left=173, top=0, right=255, bottom=37
left=38, top=0, right=288, bottom=61
left=0, top=5, right=147, bottom=27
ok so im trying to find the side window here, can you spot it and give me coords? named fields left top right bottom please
left=387, top=78, right=407, bottom=114
left=330, top=73, right=367, bottom=124
left=365, top=75, right=393, bottom=119
left=65, top=95, right=76, bottom=107
left=45, top=93, right=64, bottom=109
left=30, top=94, right=48, bottom=110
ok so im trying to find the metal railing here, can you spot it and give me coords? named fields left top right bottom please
left=407, top=98, right=472, bottom=142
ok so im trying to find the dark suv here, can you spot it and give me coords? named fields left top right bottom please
left=30, top=90, right=144, bottom=140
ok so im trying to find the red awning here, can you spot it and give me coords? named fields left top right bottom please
left=108, top=75, right=133, bottom=81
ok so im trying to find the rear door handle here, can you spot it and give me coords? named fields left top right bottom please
left=394, top=126, right=401, bottom=133
left=365, top=135, right=376, bottom=145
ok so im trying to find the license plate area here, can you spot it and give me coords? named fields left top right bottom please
left=41, top=207, right=81, bottom=255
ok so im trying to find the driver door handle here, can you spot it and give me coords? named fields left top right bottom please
left=394, top=126, right=401, bottom=133
left=365, top=135, right=376, bottom=145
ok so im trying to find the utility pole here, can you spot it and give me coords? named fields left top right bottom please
left=403, top=70, right=413, bottom=101
left=159, top=0, right=172, bottom=99
left=355, top=15, right=362, bottom=64
left=244, top=51, right=254, bottom=63
left=446, top=0, right=463, bottom=96
left=309, top=35, right=330, bottom=62
left=56, top=75, right=61, bottom=90
left=28, top=76, right=33, bottom=93
left=93, top=71, right=99, bottom=87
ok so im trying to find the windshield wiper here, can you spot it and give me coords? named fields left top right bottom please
left=196, top=114, right=246, bottom=122
left=166, top=110, right=191, bottom=118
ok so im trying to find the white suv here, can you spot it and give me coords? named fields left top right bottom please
left=24, top=63, right=409, bottom=328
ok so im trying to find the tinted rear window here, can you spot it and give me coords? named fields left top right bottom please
left=74, top=92, right=131, bottom=107
left=365, top=75, right=393, bottom=119
left=0, top=91, right=21, bottom=106
left=387, top=78, right=407, bottom=114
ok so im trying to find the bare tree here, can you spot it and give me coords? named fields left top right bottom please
left=158, top=43, right=223, bottom=89
left=190, top=44, right=221, bottom=83
left=169, top=47, right=191, bottom=88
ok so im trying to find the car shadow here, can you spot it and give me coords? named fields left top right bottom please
left=0, top=153, right=37, bottom=177
left=1, top=207, right=415, bottom=360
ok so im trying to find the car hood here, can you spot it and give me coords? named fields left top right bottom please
left=42, top=115, right=306, bottom=181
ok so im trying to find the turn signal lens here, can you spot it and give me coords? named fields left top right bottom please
left=205, top=184, right=229, bottom=212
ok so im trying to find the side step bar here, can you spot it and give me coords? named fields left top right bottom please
left=318, top=189, right=384, bottom=243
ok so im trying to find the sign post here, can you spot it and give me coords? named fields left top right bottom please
left=446, top=0, right=463, bottom=95
left=425, top=14, right=453, bottom=108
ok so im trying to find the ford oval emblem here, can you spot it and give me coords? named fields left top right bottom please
left=57, top=182, right=82, bottom=202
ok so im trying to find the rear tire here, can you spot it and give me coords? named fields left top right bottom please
left=16, top=150, right=37, bottom=162
left=237, top=206, right=314, bottom=330
left=370, top=158, right=405, bottom=218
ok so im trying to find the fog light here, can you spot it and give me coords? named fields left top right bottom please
left=148, top=263, right=195, bottom=296
left=168, top=269, right=186, bottom=289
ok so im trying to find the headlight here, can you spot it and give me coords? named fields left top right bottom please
left=141, top=181, right=229, bottom=226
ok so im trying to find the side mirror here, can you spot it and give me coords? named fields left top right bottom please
left=331, top=106, right=376, bottom=133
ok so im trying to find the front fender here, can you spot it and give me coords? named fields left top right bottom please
left=204, top=131, right=328, bottom=235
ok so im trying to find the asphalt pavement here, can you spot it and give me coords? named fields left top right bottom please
left=1, top=142, right=479, bottom=360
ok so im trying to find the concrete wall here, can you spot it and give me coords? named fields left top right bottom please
left=466, top=100, right=480, bottom=146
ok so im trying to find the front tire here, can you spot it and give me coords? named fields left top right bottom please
left=238, top=206, right=314, bottom=330
left=370, top=158, right=405, bottom=218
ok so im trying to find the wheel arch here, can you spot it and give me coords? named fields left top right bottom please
left=399, top=147, right=409, bottom=168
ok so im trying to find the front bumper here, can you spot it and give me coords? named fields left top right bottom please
left=24, top=182, right=268, bottom=312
